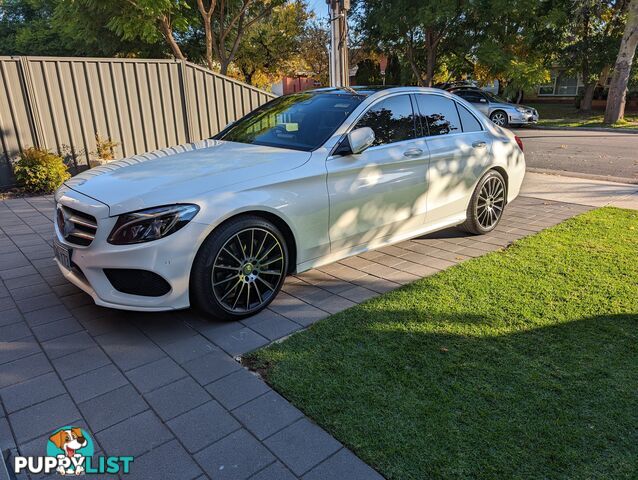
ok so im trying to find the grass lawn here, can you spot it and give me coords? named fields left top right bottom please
left=530, top=102, right=638, bottom=130
left=247, top=207, right=638, bottom=480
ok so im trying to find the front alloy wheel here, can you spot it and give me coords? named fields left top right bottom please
left=191, top=216, right=288, bottom=320
left=490, top=111, right=508, bottom=127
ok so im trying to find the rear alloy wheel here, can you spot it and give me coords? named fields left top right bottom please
left=461, top=170, right=506, bottom=235
left=490, top=110, right=508, bottom=127
left=191, top=216, right=288, bottom=320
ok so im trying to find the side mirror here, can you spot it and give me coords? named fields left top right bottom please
left=347, top=127, right=375, bottom=154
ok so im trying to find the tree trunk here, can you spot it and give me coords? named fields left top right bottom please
left=197, top=0, right=215, bottom=71
left=425, top=30, right=437, bottom=87
left=159, top=16, right=186, bottom=61
left=220, top=60, right=230, bottom=76
left=580, top=83, right=596, bottom=112
left=604, top=0, right=638, bottom=124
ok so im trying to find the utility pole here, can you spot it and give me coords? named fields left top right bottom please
left=327, top=0, right=350, bottom=87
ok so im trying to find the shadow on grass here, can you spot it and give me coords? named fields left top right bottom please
left=252, top=311, right=638, bottom=480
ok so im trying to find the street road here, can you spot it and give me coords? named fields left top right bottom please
left=513, top=128, right=638, bottom=184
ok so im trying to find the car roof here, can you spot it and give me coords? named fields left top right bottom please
left=304, top=86, right=451, bottom=98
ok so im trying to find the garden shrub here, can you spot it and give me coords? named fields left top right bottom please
left=13, top=147, right=71, bottom=193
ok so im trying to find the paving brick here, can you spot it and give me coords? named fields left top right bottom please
left=302, top=448, right=384, bottom=480
left=31, top=316, right=83, bottom=342
left=96, top=410, right=174, bottom=457
left=0, top=417, right=16, bottom=451
left=251, top=462, right=297, bottom=480
left=202, top=326, right=269, bottom=356
left=0, top=352, right=52, bottom=388
left=23, top=304, right=72, bottom=327
left=65, top=364, right=128, bottom=403
left=0, top=336, right=40, bottom=364
left=95, top=328, right=165, bottom=371
left=126, top=440, right=202, bottom=480
left=337, top=286, right=378, bottom=303
left=162, top=334, right=217, bottom=364
left=0, top=321, right=30, bottom=342
left=264, top=419, right=341, bottom=476
left=41, top=331, right=96, bottom=359
left=78, top=385, right=148, bottom=432
left=9, top=394, right=80, bottom=444
left=144, top=377, right=210, bottom=421
left=232, top=391, right=303, bottom=440
left=182, top=349, right=241, bottom=385
left=0, top=252, right=29, bottom=270
left=0, top=265, right=37, bottom=282
left=194, top=429, right=275, bottom=480
left=135, top=315, right=198, bottom=347
left=126, top=357, right=187, bottom=394
left=9, top=283, right=52, bottom=301
left=206, top=369, right=270, bottom=410
left=51, top=346, right=111, bottom=380
left=0, top=308, right=23, bottom=327
left=15, top=292, right=61, bottom=314
left=167, top=400, right=240, bottom=453
left=241, top=309, right=301, bottom=340
left=0, top=372, right=65, bottom=414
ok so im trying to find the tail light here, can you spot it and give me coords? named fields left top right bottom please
left=514, top=135, right=524, bottom=152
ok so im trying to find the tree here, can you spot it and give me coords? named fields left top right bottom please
left=57, top=0, right=191, bottom=60
left=298, top=20, right=330, bottom=85
left=357, top=0, right=462, bottom=86
left=195, top=0, right=285, bottom=75
left=559, top=0, right=627, bottom=112
left=355, top=58, right=381, bottom=85
left=384, top=54, right=401, bottom=85
left=605, top=0, right=638, bottom=123
left=234, top=1, right=307, bottom=84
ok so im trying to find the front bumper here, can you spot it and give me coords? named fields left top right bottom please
left=508, top=109, right=539, bottom=125
left=54, top=188, right=209, bottom=311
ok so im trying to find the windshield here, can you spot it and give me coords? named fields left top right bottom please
left=484, top=92, right=510, bottom=104
left=214, top=93, right=364, bottom=151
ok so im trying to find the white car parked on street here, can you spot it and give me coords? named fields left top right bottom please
left=54, top=87, right=526, bottom=320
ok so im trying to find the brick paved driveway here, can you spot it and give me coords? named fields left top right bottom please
left=0, top=195, right=591, bottom=480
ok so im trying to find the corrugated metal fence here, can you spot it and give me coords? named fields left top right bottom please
left=0, top=56, right=276, bottom=187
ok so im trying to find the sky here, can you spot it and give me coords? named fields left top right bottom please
left=308, top=0, right=329, bottom=20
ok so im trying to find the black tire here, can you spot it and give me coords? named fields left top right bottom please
left=190, top=215, right=288, bottom=321
left=490, top=110, right=509, bottom=127
left=460, top=170, right=506, bottom=235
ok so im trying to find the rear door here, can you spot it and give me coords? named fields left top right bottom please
left=326, top=94, right=430, bottom=251
left=455, top=90, right=490, bottom=116
left=414, top=94, right=492, bottom=224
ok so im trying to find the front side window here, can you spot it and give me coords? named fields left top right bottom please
left=215, top=93, right=364, bottom=151
left=415, top=95, right=462, bottom=136
left=354, top=95, right=416, bottom=146
left=456, top=91, right=485, bottom=104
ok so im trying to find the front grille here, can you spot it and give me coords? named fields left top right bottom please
left=57, top=205, right=98, bottom=246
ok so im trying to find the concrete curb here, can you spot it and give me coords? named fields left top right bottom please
left=527, top=125, right=638, bottom=134
left=526, top=167, right=638, bottom=185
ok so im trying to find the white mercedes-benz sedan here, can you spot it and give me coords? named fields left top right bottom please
left=54, top=86, right=525, bottom=320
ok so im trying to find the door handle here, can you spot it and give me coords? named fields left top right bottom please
left=472, top=141, right=487, bottom=149
left=403, top=148, right=423, bottom=157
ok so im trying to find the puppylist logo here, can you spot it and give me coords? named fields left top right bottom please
left=13, top=426, right=133, bottom=475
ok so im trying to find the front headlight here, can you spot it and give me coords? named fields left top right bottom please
left=515, top=106, right=529, bottom=113
left=107, top=204, right=199, bottom=245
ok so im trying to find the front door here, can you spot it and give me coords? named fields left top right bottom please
left=326, top=94, right=430, bottom=252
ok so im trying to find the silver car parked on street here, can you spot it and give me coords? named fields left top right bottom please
left=449, top=88, right=539, bottom=127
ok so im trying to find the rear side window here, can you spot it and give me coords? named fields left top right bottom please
left=456, top=103, right=483, bottom=133
left=355, top=94, right=416, bottom=146
left=414, top=95, right=461, bottom=136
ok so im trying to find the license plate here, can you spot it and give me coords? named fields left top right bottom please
left=54, top=240, right=72, bottom=270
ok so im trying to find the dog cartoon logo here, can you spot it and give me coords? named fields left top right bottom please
left=46, top=426, right=94, bottom=475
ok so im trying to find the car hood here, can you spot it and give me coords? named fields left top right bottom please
left=65, top=139, right=311, bottom=216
